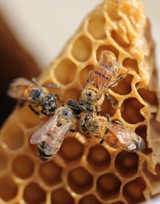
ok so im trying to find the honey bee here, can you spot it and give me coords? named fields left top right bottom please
left=87, top=50, right=125, bottom=92
left=30, top=100, right=81, bottom=160
left=7, top=77, right=59, bottom=116
left=78, top=50, right=126, bottom=113
left=78, top=84, right=105, bottom=113
left=79, top=114, right=145, bottom=152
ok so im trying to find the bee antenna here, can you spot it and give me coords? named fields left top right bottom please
left=31, top=78, right=39, bottom=85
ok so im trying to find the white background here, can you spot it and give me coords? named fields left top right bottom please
left=0, top=0, right=159, bottom=72
left=0, top=1, right=160, bottom=203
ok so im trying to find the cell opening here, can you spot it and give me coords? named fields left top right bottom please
left=97, top=173, right=121, bottom=200
left=123, top=58, right=139, bottom=74
left=0, top=176, right=18, bottom=201
left=68, top=166, right=93, bottom=194
left=88, top=10, right=106, bottom=39
left=2, top=122, right=24, bottom=150
left=121, top=97, right=145, bottom=124
left=111, top=74, right=132, bottom=95
left=12, top=155, right=34, bottom=179
left=59, top=137, right=84, bottom=162
left=142, top=162, right=160, bottom=184
left=54, top=58, right=77, bottom=85
left=138, top=88, right=158, bottom=107
left=71, top=35, right=92, bottom=62
left=79, top=194, right=102, bottom=204
left=39, top=161, right=62, bottom=186
left=23, top=182, right=46, bottom=204
left=111, top=31, right=130, bottom=47
left=51, top=188, right=74, bottom=204
left=115, top=151, right=138, bottom=177
left=123, top=177, right=146, bottom=203
left=106, top=2, right=121, bottom=21
left=87, top=144, right=111, bottom=171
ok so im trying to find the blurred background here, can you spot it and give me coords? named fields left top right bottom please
left=0, top=0, right=159, bottom=71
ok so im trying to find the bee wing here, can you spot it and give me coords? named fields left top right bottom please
left=107, top=121, right=144, bottom=151
left=30, top=114, right=59, bottom=144
left=42, top=120, right=73, bottom=155
left=7, top=77, right=37, bottom=100
left=30, top=114, right=73, bottom=155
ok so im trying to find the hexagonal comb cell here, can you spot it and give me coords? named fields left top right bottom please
left=111, top=31, right=130, bottom=48
left=97, top=173, right=121, bottom=200
left=0, top=175, right=18, bottom=201
left=122, top=58, right=139, bottom=74
left=123, top=177, right=146, bottom=203
left=111, top=74, right=133, bottom=95
left=23, top=182, right=46, bottom=204
left=51, top=188, right=74, bottom=204
left=12, top=154, right=34, bottom=179
left=71, top=35, right=92, bottom=62
left=54, top=58, right=77, bottom=85
left=121, top=97, right=145, bottom=124
left=1, top=120, right=24, bottom=151
left=87, top=9, right=106, bottom=40
left=59, top=137, right=84, bottom=162
left=68, top=166, right=93, bottom=194
left=115, top=151, right=138, bottom=178
left=39, top=160, right=62, bottom=186
left=87, top=144, right=111, bottom=171
left=79, top=194, right=102, bottom=204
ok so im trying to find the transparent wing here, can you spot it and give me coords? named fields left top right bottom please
left=7, top=77, right=36, bottom=100
left=107, top=120, right=141, bottom=151
left=30, top=114, right=73, bottom=155
left=42, top=120, right=73, bottom=155
left=30, top=114, right=59, bottom=144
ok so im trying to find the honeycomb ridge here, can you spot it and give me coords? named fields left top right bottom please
left=1, top=0, right=160, bottom=203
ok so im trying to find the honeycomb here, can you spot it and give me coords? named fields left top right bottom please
left=1, top=0, right=160, bottom=203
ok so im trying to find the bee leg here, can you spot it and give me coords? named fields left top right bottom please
left=70, top=129, right=76, bottom=133
left=55, top=94, right=60, bottom=101
left=42, top=83, right=60, bottom=88
left=31, top=78, right=39, bottom=85
left=107, top=74, right=126, bottom=89
left=112, top=119, right=124, bottom=128
left=41, top=110, right=49, bottom=116
left=100, top=139, right=104, bottom=144
left=28, top=104, right=39, bottom=115
left=19, top=100, right=25, bottom=107
left=95, top=106, right=101, bottom=115
left=106, top=114, right=111, bottom=122
left=105, top=93, right=117, bottom=108
left=70, top=129, right=78, bottom=139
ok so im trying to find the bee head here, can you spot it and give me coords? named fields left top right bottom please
left=66, top=100, right=81, bottom=115
left=31, top=89, right=45, bottom=101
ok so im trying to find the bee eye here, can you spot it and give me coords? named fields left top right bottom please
left=62, top=110, right=68, bottom=116
left=87, top=92, right=92, bottom=97
left=32, top=89, right=44, bottom=100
